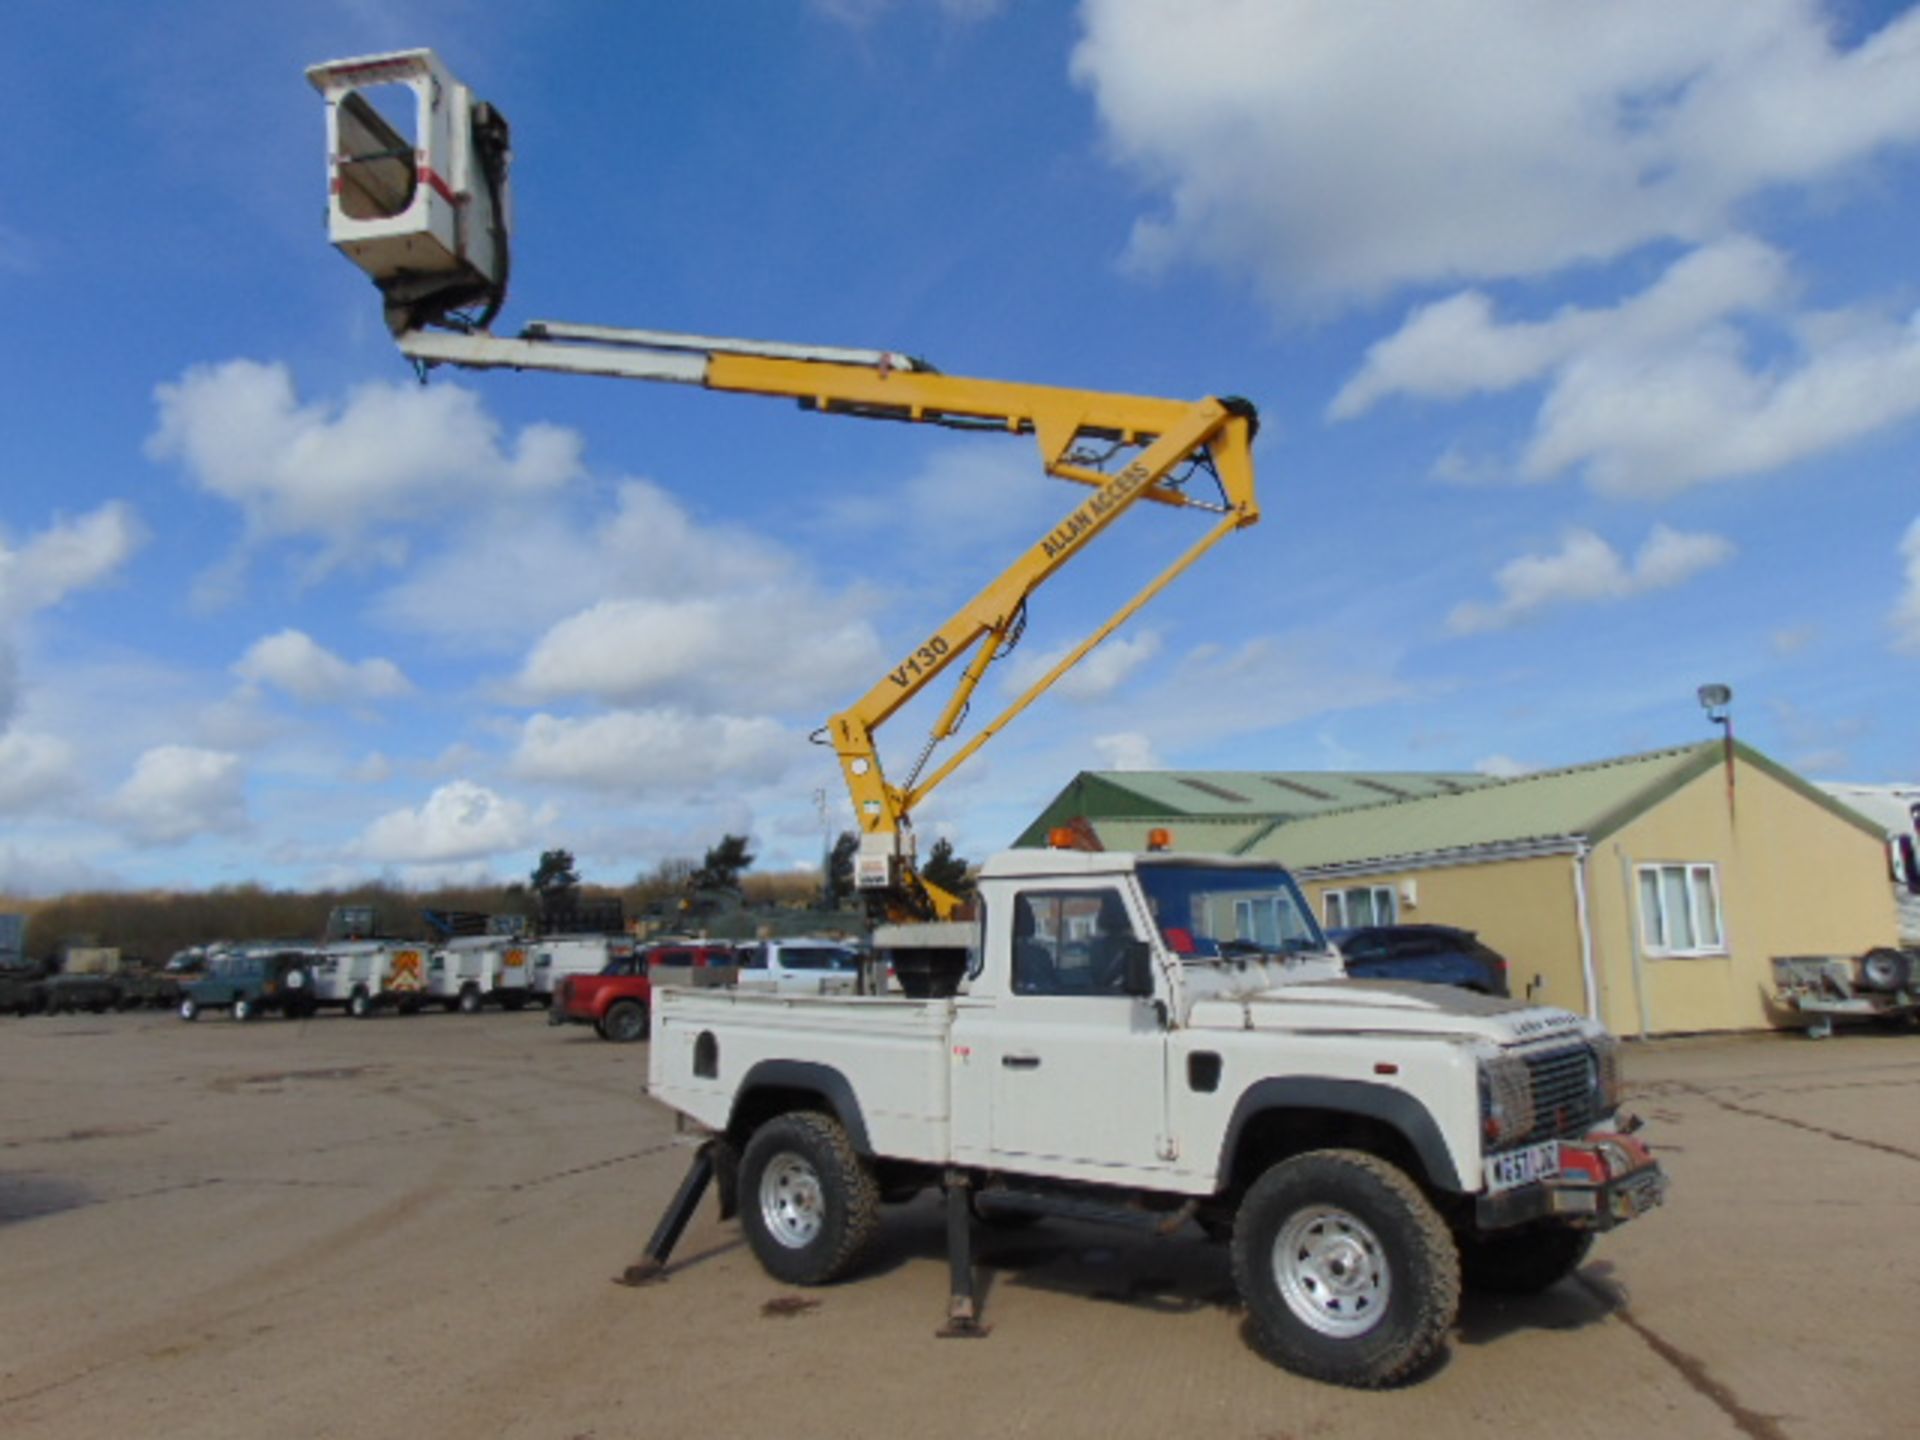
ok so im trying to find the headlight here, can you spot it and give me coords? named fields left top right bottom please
left=1480, top=1054, right=1535, bottom=1147
left=1592, top=1034, right=1621, bottom=1112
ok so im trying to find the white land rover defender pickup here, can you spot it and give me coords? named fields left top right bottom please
left=644, top=850, right=1665, bottom=1388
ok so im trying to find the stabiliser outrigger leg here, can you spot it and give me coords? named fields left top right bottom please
left=616, top=1139, right=732, bottom=1286
left=621, top=1143, right=994, bottom=1338
left=939, top=1169, right=989, bottom=1339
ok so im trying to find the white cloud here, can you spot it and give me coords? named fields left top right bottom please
left=1770, top=624, right=1818, bottom=657
left=1474, top=754, right=1539, bottom=779
left=0, top=731, right=78, bottom=811
left=1330, top=238, right=1791, bottom=419
left=1334, top=239, right=1920, bottom=495
left=357, top=780, right=549, bottom=865
left=111, top=745, right=248, bottom=845
left=0, top=844, right=119, bottom=898
left=1448, top=525, right=1736, bottom=634
left=510, top=710, right=795, bottom=794
left=823, top=444, right=1059, bottom=550
left=0, top=502, right=145, bottom=623
left=145, top=360, right=582, bottom=560
left=1894, top=517, right=1920, bottom=654
left=1003, top=629, right=1163, bottom=702
left=1092, top=731, right=1159, bottom=770
left=233, top=629, right=412, bottom=705
left=517, top=595, right=883, bottom=712
left=1073, top=1, right=1920, bottom=303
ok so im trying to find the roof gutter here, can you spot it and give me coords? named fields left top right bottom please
left=1288, top=834, right=1584, bottom=883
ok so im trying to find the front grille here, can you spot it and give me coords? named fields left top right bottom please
left=1520, top=1045, right=1602, bottom=1143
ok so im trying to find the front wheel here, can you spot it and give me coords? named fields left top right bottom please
left=232, top=996, right=255, bottom=1021
left=601, top=1000, right=648, bottom=1043
left=458, top=987, right=483, bottom=1015
left=179, top=997, right=200, bottom=1022
left=738, top=1112, right=880, bottom=1286
left=1231, top=1149, right=1460, bottom=1388
left=348, top=990, right=372, bottom=1019
left=1459, top=1224, right=1593, bottom=1294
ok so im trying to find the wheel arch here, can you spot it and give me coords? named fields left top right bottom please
left=727, top=1060, right=873, bottom=1157
left=1218, top=1078, right=1463, bottom=1197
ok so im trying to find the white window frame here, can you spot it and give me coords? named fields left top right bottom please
left=1323, top=885, right=1396, bottom=929
left=1636, top=862, right=1727, bottom=957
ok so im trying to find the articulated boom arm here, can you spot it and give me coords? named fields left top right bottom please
left=395, top=320, right=1260, bottom=920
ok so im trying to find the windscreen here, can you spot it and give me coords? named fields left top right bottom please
left=1136, top=863, right=1324, bottom=958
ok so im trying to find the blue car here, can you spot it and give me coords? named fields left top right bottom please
left=1327, top=924, right=1510, bottom=997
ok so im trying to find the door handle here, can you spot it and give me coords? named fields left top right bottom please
left=1001, top=1053, right=1042, bottom=1070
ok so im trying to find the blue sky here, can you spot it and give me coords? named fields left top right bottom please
left=3, top=0, right=1918, bottom=897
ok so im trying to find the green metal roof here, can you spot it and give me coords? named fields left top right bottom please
left=1012, top=768, right=1488, bottom=846
left=1238, top=740, right=1886, bottom=871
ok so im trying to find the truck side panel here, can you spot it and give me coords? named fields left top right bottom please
left=649, top=990, right=954, bottom=1165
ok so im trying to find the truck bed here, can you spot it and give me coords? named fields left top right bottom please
left=648, top=987, right=956, bottom=1164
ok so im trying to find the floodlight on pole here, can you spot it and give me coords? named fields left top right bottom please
left=1698, top=683, right=1735, bottom=820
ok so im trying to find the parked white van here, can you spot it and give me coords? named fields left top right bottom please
left=311, top=939, right=433, bottom=1016
left=428, top=936, right=535, bottom=1013
left=733, top=938, right=863, bottom=995
left=534, top=935, right=632, bottom=1011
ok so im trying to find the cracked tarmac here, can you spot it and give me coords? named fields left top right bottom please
left=1, top=1012, right=1914, bottom=1439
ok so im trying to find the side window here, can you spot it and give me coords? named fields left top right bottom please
left=738, top=944, right=767, bottom=970
left=1011, top=889, right=1137, bottom=996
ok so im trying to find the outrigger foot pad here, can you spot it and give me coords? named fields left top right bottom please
left=616, top=1141, right=717, bottom=1286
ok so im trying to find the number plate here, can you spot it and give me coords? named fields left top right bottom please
left=1483, top=1139, right=1561, bottom=1194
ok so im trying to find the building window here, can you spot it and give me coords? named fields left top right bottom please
left=1324, top=885, right=1396, bottom=929
left=1637, top=863, right=1726, bottom=956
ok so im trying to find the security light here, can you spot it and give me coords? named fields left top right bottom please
left=1697, top=683, right=1732, bottom=714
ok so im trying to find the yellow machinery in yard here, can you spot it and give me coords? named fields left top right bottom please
left=308, top=49, right=1261, bottom=921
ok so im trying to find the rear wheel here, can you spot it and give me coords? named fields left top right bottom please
left=458, top=987, right=482, bottom=1016
left=601, top=1000, right=648, bottom=1043
left=179, top=997, right=200, bottom=1022
left=1231, top=1149, right=1460, bottom=1388
left=1459, top=1224, right=1594, bottom=1294
left=738, top=1112, right=880, bottom=1286
left=232, top=996, right=255, bottom=1021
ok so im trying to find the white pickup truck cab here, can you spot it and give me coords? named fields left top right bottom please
left=648, top=850, right=1665, bottom=1387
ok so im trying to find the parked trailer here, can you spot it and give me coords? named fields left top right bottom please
left=1773, top=949, right=1920, bottom=1037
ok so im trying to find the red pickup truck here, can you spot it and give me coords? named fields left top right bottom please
left=551, top=941, right=735, bottom=1042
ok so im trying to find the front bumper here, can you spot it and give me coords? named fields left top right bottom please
left=1476, top=1129, right=1668, bottom=1232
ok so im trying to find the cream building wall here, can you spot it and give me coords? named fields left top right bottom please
left=1302, top=854, right=1590, bottom=1014
left=1591, top=756, right=1897, bottom=1036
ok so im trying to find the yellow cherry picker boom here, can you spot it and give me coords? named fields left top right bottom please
left=308, top=50, right=1260, bottom=922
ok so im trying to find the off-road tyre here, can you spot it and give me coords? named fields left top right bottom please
left=601, top=1000, right=648, bottom=1043
left=232, top=996, right=255, bottom=1021
left=1231, top=1149, right=1460, bottom=1389
left=1459, top=1223, right=1593, bottom=1294
left=738, top=1111, right=880, bottom=1286
left=179, top=997, right=200, bottom=1022
left=458, top=987, right=482, bottom=1016
left=348, top=990, right=372, bottom=1019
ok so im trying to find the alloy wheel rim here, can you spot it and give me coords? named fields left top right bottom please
left=759, top=1153, right=825, bottom=1249
left=1271, top=1205, right=1391, bottom=1338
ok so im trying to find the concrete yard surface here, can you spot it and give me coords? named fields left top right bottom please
left=2, top=1012, right=1916, bottom=1439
